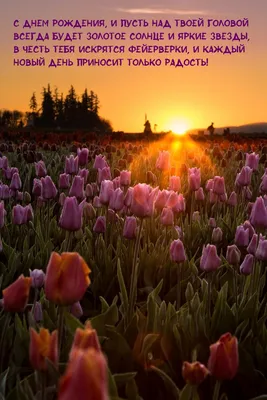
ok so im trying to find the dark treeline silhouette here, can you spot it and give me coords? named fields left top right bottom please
left=0, top=84, right=112, bottom=133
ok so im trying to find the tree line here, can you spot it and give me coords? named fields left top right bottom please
left=0, top=84, right=112, bottom=132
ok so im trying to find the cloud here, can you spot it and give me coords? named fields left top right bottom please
left=116, top=8, right=208, bottom=15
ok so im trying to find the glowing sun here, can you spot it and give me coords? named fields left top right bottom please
left=169, top=119, right=189, bottom=135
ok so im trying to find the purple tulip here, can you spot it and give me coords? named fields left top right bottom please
left=123, top=216, right=137, bottom=239
left=77, top=147, right=89, bottom=167
left=226, top=245, right=241, bottom=265
left=200, top=244, right=221, bottom=272
left=120, top=170, right=131, bottom=186
left=227, top=192, right=237, bottom=207
left=93, top=154, right=108, bottom=170
left=245, top=152, right=259, bottom=171
left=256, top=239, right=267, bottom=261
left=235, top=166, right=252, bottom=187
left=250, top=197, right=267, bottom=230
left=235, top=225, right=249, bottom=247
left=93, top=216, right=106, bottom=233
left=59, top=197, right=85, bottom=231
left=69, top=175, right=85, bottom=199
left=35, top=161, right=47, bottom=178
left=78, top=168, right=89, bottom=183
left=212, top=176, right=226, bottom=195
left=240, top=254, right=254, bottom=275
left=10, top=172, right=21, bottom=190
left=30, top=269, right=45, bottom=288
left=155, top=190, right=170, bottom=211
left=212, top=227, right=223, bottom=243
left=98, top=166, right=111, bottom=183
left=65, top=155, right=79, bottom=175
left=195, top=187, right=205, bottom=201
left=41, top=176, right=57, bottom=199
left=70, top=301, right=83, bottom=318
left=247, top=233, right=258, bottom=255
left=170, top=239, right=186, bottom=263
left=188, top=168, right=201, bottom=191
left=59, top=173, right=70, bottom=190
left=169, top=176, right=181, bottom=192
left=130, top=184, right=158, bottom=218
left=160, top=207, right=174, bottom=226
left=0, top=201, right=6, bottom=229
left=109, top=188, right=124, bottom=211
left=85, top=183, right=94, bottom=198
left=124, top=187, right=133, bottom=208
left=99, top=180, right=114, bottom=206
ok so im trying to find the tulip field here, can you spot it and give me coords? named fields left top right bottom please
left=1, top=134, right=267, bottom=400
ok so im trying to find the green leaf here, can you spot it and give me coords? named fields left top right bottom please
left=150, top=366, right=180, bottom=399
left=0, top=368, right=9, bottom=398
left=113, top=372, right=137, bottom=384
left=108, top=368, right=118, bottom=397
left=64, top=311, right=84, bottom=336
left=117, top=259, right=129, bottom=316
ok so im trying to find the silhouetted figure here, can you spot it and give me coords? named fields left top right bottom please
left=144, top=120, right=152, bottom=135
left=207, top=122, right=215, bottom=135
left=224, top=127, right=230, bottom=136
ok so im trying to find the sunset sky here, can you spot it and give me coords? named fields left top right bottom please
left=0, top=0, right=266, bottom=133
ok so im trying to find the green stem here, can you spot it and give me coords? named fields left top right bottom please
left=128, top=218, right=144, bottom=325
left=177, top=263, right=181, bottom=310
left=0, top=312, right=11, bottom=373
left=212, top=380, right=221, bottom=400
left=208, top=273, right=212, bottom=327
left=57, top=306, right=65, bottom=361
left=32, top=288, right=39, bottom=318
left=39, top=371, right=46, bottom=400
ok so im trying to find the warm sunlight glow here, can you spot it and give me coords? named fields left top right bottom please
left=166, top=118, right=190, bottom=135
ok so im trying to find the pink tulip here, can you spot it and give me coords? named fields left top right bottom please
left=78, top=169, right=89, bottom=183
left=235, top=166, right=252, bottom=187
left=77, top=148, right=89, bottom=166
left=234, top=226, right=249, bottom=247
left=59, top=192, right=66, bottom=206
left=130, top=184, right=158, bottom=218
left=245, top=152, right=259, bottom=171
left=170, top=239, right=186, bottom=263
left=59, top=197, right=85, bottom=231
left=98, top=167, right=111, bottom=183
left=200, top=244, right=221, bottom=272
left=0, top=156, right=8, bottom=169
left=93, top=216, right=106, bottom=233
left=195, top=187, right=205, bottom=201
left=120, top=170, right=131, bottom=186
left=250, top=197, right=267, bottom=229
left=41, top=176, right=57, bottom=199
left=112, top=177, right=121, bottom=190
left=160, top=207, right=174, bottom=226
left=240, top=254, right=254, bottom=275
left=188, top=168, right=201, bottom=191
left=123, top=216, right=137, bottom=239
left=260, top=175, right=267, bottom=193
left=205, top=179, right=214, bottom=191
left=10, top=172, right=21, bottom=190
left=212, top=176, right=226, bottom=195
left=256, top=239, right=267, bottom=261
left=0, top=201, right=6, bottom=229
left=99, top=180, right=114, bottom=206
left=124, top=187, right=133, bottom=208
left=12, top=204, right=33, bottom=225
left=59, top=173, right=70, bottom=190
left=3, top=167, right=18, bottom=180
left=242, top=220, right=255, bottom=240
left=33, top=178, right=42, bottom=197
left=227, top=192, right=237, bottom=207
left=109, top=188, right=124, bottom=211
left=69, top=176, right=85, bottom=199
left=169, top=176, right=181, bottom=192
left=156, top=151, right=171, bottom=171
left=35, top=161, right=47, bottom=178
left=212, top=227, right=223, bottom=243
left=208, top=218, right=216, bottom=228
left=155, top=190, right=170, bottom=211
left=65, top=155, right=79, bottom=175
left=93, top=154, right=108, bottom=170
left=0, top=185, right=10, bottom=200
left=247, top=233, right=258, bottom=255
left=174, top=194, right=186, bottom=213
left=93, top=196, right=102, bottom=208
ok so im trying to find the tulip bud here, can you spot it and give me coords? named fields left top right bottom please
left=70, top=302, right=83, bottom=318
left=208, top=333, right=239, bottom=380
left=30, top=269, right=45, bottom=288
left=227, top=191, right=237, bottom=207
left=182, top=361, right=209, bottom=385
left=45, top=252, right=91, bottom=306
left=240, top=254, right=254, bottom=275
left=2, top=275, right=32, bottom=312
left=212, top=227, right=223, bottom=243
left=200, top=244, right=221, bottom=272
left=212, top=176, right=226, bottom=195
left=195, top=187, right=205, bottom=201
left=160, top=207, right=174, bottom=226
left=208, top=218, right=216, bottom=228
left=247, top=233, right=258, bottom=255
left=170, top=239, right=186, bottom=263
left=93, top=216, right=106, bottom=234
left=59, top=197, right=85, bottom=231
left=250, top=196, right=267, bottom=230
left=234, top=226, right=249, bottom=247
left=256, top=239, right=267, bottom=261
left=33, top=302, right=43, bottom=322
left=29, top=328, right=58, bottom=371
left=123, top=216, right=137, bottom=240
left=120, top=170, right=131, bottom=186
left=226, top=245, right=241, bottom=265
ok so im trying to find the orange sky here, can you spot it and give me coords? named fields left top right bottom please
left=0, top=0, right=266, bottom=133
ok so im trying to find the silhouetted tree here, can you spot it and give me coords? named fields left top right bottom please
left=40, top=84, right=55, bottom=127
